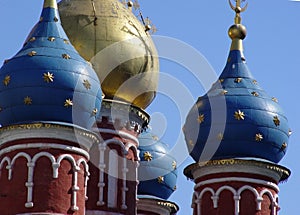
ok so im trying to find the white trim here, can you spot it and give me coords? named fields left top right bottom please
left=0, top=143, right=89, bottom=159
left=97, top=143, right=106, bottom=207
left=0, top=152, right=88, bottom=211
left=194, top=183, right=278, bottom=215
left=94, top=128, right=138, bottom=145
left=195, top=177, right=279, bottom=192
left=121, top=156, right=128, bottom=210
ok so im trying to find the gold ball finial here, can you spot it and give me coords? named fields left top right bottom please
left=228, top=24, right=247, bottom=40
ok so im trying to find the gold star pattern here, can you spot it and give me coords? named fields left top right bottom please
left=172, top=161, right=177, bottom=170
left=29, top=37, right=36, bottom=42
left=24, top=96, right=32, bottom=105
left=219, top=79, right=224, bottom=83
left=217, top=133, right=224, bottom=141
left=53, top=17, right=59, bottom=22
left=251, top=92, right=259, bottom=97
left=221, top=90, right=228, bottom=95
left=188, top=140, right=194, bottom=146
left=83, top=80, right=91, bottom=90
left=62, top=54, right=71, bottom=59
left=272, top=97, right=278, bottom=103
left=39, top=17, right=43, bottom=22
left=255, top=133, right=263, bottom=142
left=281, top=142, right=287, bottom=150
left=48, top=37, right=55, bottom=42
left=43, top=72, right=54, bottom=83
left=28, top=51, right=37, bottom=56
left=253, top=80, right=258, bottom=85
left=63, top=39, right=69, bottom=44
left=92, top=108, right=98, bottom=116
left=173, top=186, right=177, bottom=191
left=3, top=75, right=10, bottom=86
left=288, top=129, right=292, bottom=136
left=143, top=151, right=152, bottom=162
left=64, top=99, right=73, bottom=107
left=157, top=176, right=164, bottom=183
left=273, top=116, right=280, bottom=127
left=152, top=135, right=159, bottom=141
left=234, top=110, right=245, bottom=121
left=4, top=59, right=9, bottom=64
left=235, top=78, right=242, bottom=83
left=197, top=114, right=205, bottom=124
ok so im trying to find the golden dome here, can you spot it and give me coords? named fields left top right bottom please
left=58, top=0, right=159, bottom=109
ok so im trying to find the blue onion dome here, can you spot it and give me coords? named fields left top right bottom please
left=0, top=0, right=102, bottom=129
left=183, top=6, right=291, bottom=164
left=137, top=130, right=177, bottom=200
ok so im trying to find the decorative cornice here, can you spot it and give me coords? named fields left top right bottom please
left=137, top=197, right=179, bottom=214
left=184, top=159, right=290, bottom=182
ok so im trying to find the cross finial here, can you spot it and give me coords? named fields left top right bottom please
left=229, top=0, right=248, bottom=24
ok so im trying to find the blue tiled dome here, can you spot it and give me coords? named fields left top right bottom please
left=184, top=49, right=290, bottom=163
left=137, top=131, right=177, bottom=200
left=0, top=1, right=102, bottom=129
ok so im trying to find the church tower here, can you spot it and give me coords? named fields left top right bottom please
left=0, top=0, right=102, bottom=214
left=183, top=1, right=291, bottom=215
left=58, top=0, right=160, bottom=214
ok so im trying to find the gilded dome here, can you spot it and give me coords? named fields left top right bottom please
left=0, top=0, right=102, bottom=129
left=58, top=0, right=159, bottom=109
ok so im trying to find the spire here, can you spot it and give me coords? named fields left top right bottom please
left=43, top=0, right=58, bottom=9
left=228, top=0, right=248, bottom=51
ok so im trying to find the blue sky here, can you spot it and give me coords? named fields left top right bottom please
left=0, top=0, right=299, bottom=214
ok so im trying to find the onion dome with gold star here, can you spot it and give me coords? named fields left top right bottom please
left=0, top=0, right=102, bottom=129
left=58, top=0, right=159, bottom=109
left=183, top=0, right=290, bottom=163
left=137, top=130, right=177, bottom=200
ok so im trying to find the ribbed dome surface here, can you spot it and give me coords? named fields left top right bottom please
left=184, top=50, right=290, bottom=163
left=0, top=1, right=102, bottom=129
left=137, top=131, right=177, bottom=200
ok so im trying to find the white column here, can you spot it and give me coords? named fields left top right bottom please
left=97, top=143, right=106, bottom=206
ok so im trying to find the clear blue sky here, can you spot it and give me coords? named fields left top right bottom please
left=1, top=1, right=299, bottom=214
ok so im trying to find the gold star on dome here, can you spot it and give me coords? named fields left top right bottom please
left=272, top=97, right=278, bottom=103
left=235, top=78, right=242, bottom=83
left=53, top=17, right=59, bottom=22
left=273, top=116, right=280, bottom=127
left=39, top=17, right=43, bottom=22
left=288, top=129, right=292, bottom=136
left=253, top=80, right=258, bottom=85
left=172, top=161, right=177, bottom=170
left=4, top=59, right=9, bottom=64
left=64, top=99, right=73, bottom=107
left=83, top=80, right=91, bottom=90
left=157, top=176, right=164, bottom=183
left=219, top=79, right=225, bottom=83
left=221, top=90, right=228, bottom=95
left=24, top=96, right=32, bottom=105
left=217, top=133, right=224, bottom=141
left=29, top=37, right=36, bottom=42
left=3, top=75, right=10, bottom=86
left=251, top=91, right=259, bottom=97
left=92, top=108, right=98, bottom=116
left=43, top=72, right=54, bottom=83
left=28, top=51, right=37, bottom=57
left=173, top=186, right=177, bottom=191
left=188, top=140, right=194, bottom=146
left=63, top=39, right=69, bottom=44
left=143, top=151, right=152, bottom=162
left=62, top=54, right=70, bottom=59
left=197, top=114, right=205, bottom=124
left=234, top=110, right=245, bottom=121
left=152, top=135, right=159, bottom=141
left=255, top=133, right=263, bottom=142
left=281, top=142, right=287, bottom=150
left=48, top=37, right=55, bottom=42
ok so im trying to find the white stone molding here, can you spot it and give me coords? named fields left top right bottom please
left=195, top=177, right=279, bottom=192
left=94, top=128, right=139, bottom=146
left=0, top=151, right=89, bottom=211
left=194, top=183, right=278, bottom=215
left=0, top=143, right=89, bottom=160
left=121, top=156, right=129, bottom=210
left=77, top=158, right=90, bottom=200
left=97, top=142, right=107, bottom=207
